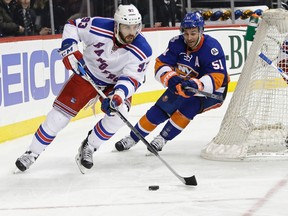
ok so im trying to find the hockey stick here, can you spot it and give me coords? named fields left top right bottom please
left=183, top=86, right=224, bottom=101
left=78, top=65, right=197, bottom=186
left=182, top=71, right=224, bottom=101
left=258, top=52, right=288, bottom=80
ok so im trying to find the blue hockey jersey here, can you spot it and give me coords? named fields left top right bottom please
left=155, top=34, right=229, bottom=94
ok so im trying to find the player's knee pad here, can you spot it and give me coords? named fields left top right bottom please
left=170, top=110, right=191, bottom=129
left=178, top=97, right=202, bottom=119
left=42, top=107, right=72, bottom=135
left=146, top=105, right=169, bottom=125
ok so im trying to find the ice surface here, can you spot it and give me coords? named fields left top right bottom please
left=1, top=93, right=288, bottom=216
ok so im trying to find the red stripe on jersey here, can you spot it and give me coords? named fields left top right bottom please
left=91, top=26, right=113, bottom=36
left=54, top=100, right=78, bottom=117
left=127, top=44, right=146, bottom=59
left=128, top=76, right=140, bottom=90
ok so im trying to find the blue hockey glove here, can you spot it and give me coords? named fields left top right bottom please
left=167, top=75, right=184, bottom=89
left=180, top=78, right=204, bottom=97
left=101, top=91, right=125, bottom=116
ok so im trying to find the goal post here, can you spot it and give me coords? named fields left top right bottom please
left=201, top=9, right=288, bottom=161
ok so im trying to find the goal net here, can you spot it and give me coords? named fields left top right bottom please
left=201, top=9, right=288, bottom=161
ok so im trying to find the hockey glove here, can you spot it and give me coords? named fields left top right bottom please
left=101, top=90, right=125, bottom=116
left=58, top=42, right=85, bottom=75
left=160, top=71, right=184, bottom=93
left=178, top=78, right=204, bottom=97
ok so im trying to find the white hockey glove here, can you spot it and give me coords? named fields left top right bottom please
left=58, top=42, right=85, bottom=75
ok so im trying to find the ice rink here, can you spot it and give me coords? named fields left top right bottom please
left=1, top=93, right=288, bottom=216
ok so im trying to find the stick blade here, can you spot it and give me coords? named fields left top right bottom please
left=184, top=175, right=197, bottom=186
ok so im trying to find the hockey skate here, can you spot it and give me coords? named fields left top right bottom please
left=75, top=131, right=96, bottom=174
left=148, top=135, right=167, bottom=153
left=15, top=151, right=39, bottom=172
left=115, top=136, right=137, bottom=151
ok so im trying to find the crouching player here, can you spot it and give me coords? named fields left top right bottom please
left=15, top=4, right=152, bottom=173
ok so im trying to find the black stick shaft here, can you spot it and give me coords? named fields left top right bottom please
left=78, top=65, right=197, bottom=186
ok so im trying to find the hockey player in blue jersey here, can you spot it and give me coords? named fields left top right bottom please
left=115, top=12, right=229, bottom=152
left=15, top=4, right=152, bottom=173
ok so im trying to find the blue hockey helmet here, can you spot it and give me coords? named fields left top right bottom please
left=180, top=12, right=204, bottom=33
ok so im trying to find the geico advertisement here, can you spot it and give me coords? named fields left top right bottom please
left=0, top=26, right=251, bottom=127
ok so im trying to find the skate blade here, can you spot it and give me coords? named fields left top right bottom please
left=111, top=148, right=120, bottom=153
left=145, top=150, right=154, bottom=157
left=13, top=168, right=23, bottom=174
left=75, top=154, right=87, bottom=174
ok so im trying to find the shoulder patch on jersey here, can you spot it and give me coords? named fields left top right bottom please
left=211, top=48, right=219, bottom=56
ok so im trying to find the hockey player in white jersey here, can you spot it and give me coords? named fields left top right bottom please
left=115, top=12, right=229, bottom=153
left=15, top=4, right=152, bottom=173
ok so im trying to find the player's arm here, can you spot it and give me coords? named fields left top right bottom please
left=58, top=18, right=92, bottom=75
left=154, top=37, right=188, bottom=96
left=154, top=37, right=180, bottom=85
left=199, top=71, right=226, bottom=93
left=181, top=57, right=228, bottom=99
left=199, top=50, right=229, bottom=94
left=117, top=43, right=152, bottom=95
left=102, top=57, right=152, bottom=115
left=155, top=57, right=191, bottom=98
left=155, top=54, right=204, bottom=98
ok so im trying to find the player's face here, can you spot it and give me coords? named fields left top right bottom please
left=119, top=24, right=141, bottom=44
left=183, top=28, right=202, bottom=50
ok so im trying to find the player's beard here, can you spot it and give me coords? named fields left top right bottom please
left=120, top=32, right=135, bottom=44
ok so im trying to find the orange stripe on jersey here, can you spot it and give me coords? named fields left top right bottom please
left=139, top=115, right=157, bottom=132
left=154, top=58, right=164, bottom=73
left=160, top=71, right=177, bottom=86
left=170, top=110, right=190, bottom=129
left=202, top=103, right=223, bottom=113
left=210, top=73, right=225, bottom=89
left=154, top=58, right=173, bottom=75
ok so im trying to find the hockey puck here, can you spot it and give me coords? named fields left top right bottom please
left=148, top=185, right=159, bottom=191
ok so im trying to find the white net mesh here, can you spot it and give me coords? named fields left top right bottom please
left=201, top=9, right=288, bottom=161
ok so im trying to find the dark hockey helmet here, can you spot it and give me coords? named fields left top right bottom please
left=180, top=12, right=204, bottom=33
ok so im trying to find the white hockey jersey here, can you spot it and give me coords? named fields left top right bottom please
left=61, top=17, right=152, bottom=98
